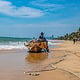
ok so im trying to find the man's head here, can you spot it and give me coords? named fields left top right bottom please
left=41, top=32, right=44, bottom=35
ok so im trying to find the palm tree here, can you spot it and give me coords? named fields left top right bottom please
left=77, top=27, right=80, bottom=32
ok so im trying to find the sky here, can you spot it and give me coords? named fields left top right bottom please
left=0, top=0, right=80, bottom=38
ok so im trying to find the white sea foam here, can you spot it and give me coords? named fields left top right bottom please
left=48, top=40, right=62, bottom=45
left=0, top=41, right=27, bottom=50
left=0, top=40, right=62, bottom=50
left=0, top=45, right=24, bottom=50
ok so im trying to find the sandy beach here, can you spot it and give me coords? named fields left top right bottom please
left=32, top=40, right=80, bottom=80
left=0, top=40, right=80, bottom=80
left=55, top=41, right=80, bottom=77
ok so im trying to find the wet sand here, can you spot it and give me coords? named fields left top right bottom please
left=0, top=41, right=80, bottom=80
left=0, top=49, right=50, bottom=80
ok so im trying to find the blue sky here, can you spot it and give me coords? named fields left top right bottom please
left=0, top=0, right=80, bottom=38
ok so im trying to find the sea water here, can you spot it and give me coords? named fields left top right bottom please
left=0, top=37, right=31, bottom=50
left=0, top=37, right=62, bottom=50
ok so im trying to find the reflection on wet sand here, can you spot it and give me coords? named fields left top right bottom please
left=25, top=53, right=48, bottom=63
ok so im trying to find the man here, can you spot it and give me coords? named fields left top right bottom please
left=39, top=32, right=46, bottom=41
left=73, top=37, right=77, bottom=44
left=39, top=32, right=49, bottom=52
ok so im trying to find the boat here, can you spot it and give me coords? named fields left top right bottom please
left=24, top=39, right=49, bottom=53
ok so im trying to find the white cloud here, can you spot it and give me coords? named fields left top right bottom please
left=31, top=2, right=62, bottom=8
left=0, top=0, right=44, bottom=17
left=30, top=1, right=64, bottom=12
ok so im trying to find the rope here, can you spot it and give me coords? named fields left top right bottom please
left=24, top=51, right=67, bottom=76
left=24, top=58, right=64, bottom=76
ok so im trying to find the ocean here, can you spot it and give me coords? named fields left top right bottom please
left=0, top=37, right=31, bottom=50
left=0, top=37, right=62, bottom=50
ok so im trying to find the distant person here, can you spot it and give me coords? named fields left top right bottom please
left=73, top=38, right=77, bottom=44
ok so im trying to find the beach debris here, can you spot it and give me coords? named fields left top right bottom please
left=24, top=72, right=40, bottom=76
left=24, top=65, right=56, bottom=76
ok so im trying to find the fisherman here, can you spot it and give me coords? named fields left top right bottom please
left=39, top=32, right=46, bottom=41
left=39, top=32, right=49, bottom=52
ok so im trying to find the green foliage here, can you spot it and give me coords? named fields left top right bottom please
left=58, top=27, right=80, bottom=40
